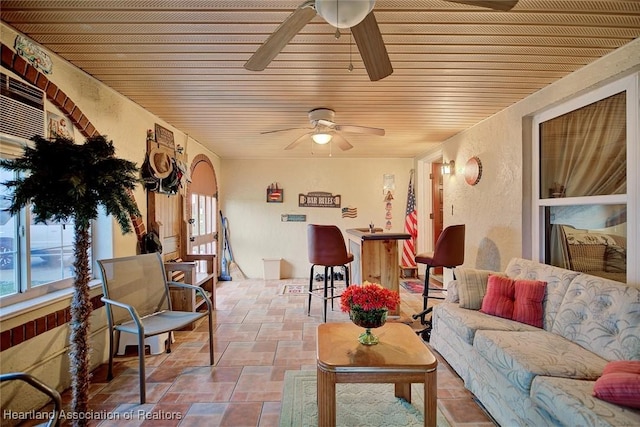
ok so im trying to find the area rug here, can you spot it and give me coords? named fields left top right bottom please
left=280, top=284, right=307, bottom=295
left=279, top=370, right=451, bottom=427
left=400, top=279, right=424, bottom=294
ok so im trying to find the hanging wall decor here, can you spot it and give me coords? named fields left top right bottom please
left=267, top=183, right=284, bottom=202
left=299, top=191, right=341, bottom=208
left=141, top=125, right=182, bottom=195
left=465, top=156, right=483, bottom=186
left=342, top=206, right=357, bottom=218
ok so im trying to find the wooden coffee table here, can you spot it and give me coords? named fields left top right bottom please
left=316, top=322, right=438, bottom=427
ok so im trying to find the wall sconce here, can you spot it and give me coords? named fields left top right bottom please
left=441, top=160, right=455, bottom=174
left=312, top=130, right=332, bottom=145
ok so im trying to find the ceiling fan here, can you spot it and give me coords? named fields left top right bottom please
left=244, top=0, right=519, bottom=82
left=261, top=108, right=385, bottom=151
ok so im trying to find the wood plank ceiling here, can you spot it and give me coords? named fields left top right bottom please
left=1, top=0, right=639, bottom=158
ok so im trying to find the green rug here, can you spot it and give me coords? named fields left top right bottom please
left=279, top=370, right=451, bottom=427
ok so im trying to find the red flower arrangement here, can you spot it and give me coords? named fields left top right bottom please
left=340, top=281, right=400, bottom=313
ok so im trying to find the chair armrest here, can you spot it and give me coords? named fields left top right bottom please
left=167, top=282, right=213, bottom=311
left=101, top=296, right=144, bottom=328
left=0, top=373, right=62, bottom=427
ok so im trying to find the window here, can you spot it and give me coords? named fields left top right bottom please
left=533, top=74, right=638, bottom=284
left=190, top=193, right=216, bottom=255
left=0, top=137, right=92, bottom=304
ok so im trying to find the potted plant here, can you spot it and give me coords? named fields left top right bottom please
left=1, top=135, right=140, bottom=426
left=340, top=281, right=400, bottom=345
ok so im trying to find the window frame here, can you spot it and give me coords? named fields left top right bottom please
left=531, top=73, right=639, bottom=285
left=0, top=133, right=99, bottom=305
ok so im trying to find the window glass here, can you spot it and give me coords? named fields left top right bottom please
left=0, top=164, right=88, bottom=302
left=545, top=204, right=626, bottom=281
left=0, top=169, right=18, bottom=297
left=29, top=216, right=75, bottom=287
left=539, top=92, right=626, bottom=199
left=198, top=195, right=206, bottom=236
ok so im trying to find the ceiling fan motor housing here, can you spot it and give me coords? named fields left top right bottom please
left=308, top=108, right=335, bottom=125
left=315, top=0, right=376, bottom=29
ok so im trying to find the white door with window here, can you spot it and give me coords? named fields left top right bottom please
left=188, top=160, right=218, bottom=256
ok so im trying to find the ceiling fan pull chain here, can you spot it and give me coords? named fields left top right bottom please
left=348, top=30, right=354, bottom=72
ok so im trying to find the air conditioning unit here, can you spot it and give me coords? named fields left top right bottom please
left=0, top=72, right=44, bottom=141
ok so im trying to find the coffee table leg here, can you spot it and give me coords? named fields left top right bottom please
left=394, top=383, right=411, bottom=403
left=424, top=370, right=437, bottom=427
left=317, top=368, right=336, bottom=427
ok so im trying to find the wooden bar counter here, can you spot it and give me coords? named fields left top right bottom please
left=346, top=228, right=410, bottom=316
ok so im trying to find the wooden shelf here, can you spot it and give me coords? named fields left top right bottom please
left=165, top=254, right=216, bottom=329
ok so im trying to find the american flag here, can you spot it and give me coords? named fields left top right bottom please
left=402, top=170, right=418, bottom=267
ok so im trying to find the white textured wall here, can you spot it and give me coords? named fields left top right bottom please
left=220, top=158, right=414, bottom=279
left=440, top=38, right=640, bottom=272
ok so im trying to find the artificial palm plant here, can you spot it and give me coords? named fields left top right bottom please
left=0, top=134, right=140, bottom=425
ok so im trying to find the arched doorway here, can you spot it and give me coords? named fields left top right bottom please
left=186, top=156, right=218, bottom=256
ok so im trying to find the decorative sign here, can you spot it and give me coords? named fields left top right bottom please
left=267, top=183, right=283, bottom=203
left=341, top=206, right=357, bottom=218
left=299, top=192, right=341, bottom=208
left=47, top=111, right=74, bottom=140
left=15, top=35, right=52, bottom=74
left=465, top=156, right=483, bottom=186
left=281, top=214, right=307, bottom=222
left=154, top=123, right=175, bottom=149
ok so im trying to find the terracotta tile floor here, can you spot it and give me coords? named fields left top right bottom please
left=56, top=277, right=496, bottom=426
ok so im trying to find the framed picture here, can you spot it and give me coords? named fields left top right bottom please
left=267, top=183, right=283, bottom=203
left=47, top=111, right=74, bottom=140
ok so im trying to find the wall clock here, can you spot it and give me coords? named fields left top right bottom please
left=465, top=156, right=483, bottom=186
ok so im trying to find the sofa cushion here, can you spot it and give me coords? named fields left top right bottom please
left=531, top=376, right=640, bottom=427
left=433, top=303, right=538, bottom=345
left=552, top=275, right=640, bottom=361
left=504, top=258, right=580, bottom=331
left=474, top=330, right=608, bottom=394
left=513, top=279, right=546, bottom=328
left=480, top=275, right=515, bottom=319
left=455, top=268, right=495, bottom=309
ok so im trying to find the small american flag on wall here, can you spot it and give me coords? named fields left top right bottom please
left=342, top=206, right=357, bottom=218
left=402, top=170, right=418, bottom=268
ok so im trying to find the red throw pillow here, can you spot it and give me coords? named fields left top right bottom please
left=480, top=275, right=515, bottom=319
left=603, top=360, right=640, bottom=376
left=593, top=361, right=640, bottom=409
left=512, top=279, right=546, bottom=328
left=593, top=373, right=640, bottom=408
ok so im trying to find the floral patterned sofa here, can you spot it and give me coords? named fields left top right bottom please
left=430, top=257, right=640, bottom=426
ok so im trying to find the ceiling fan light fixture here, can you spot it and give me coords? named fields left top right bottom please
left=312, top=131, right=333, bottom=145
left=315, top=0, right=375, bottom=29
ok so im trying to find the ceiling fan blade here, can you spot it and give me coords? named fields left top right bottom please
left=444, top=0, right=518, bottom=11
left=284, top=133, right=311, bottom=150
left=333, top=133, right=354, bottom=151
left=334, top=124, right=385, bottom=136
left=351, top=12, right=393, bottom=82
left=244, top=3, right=316, bottom=71
left=261, top=127, right=311, bottom=135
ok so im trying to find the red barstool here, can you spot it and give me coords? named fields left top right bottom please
left=412, top=224, right=465, bottom=340
left=307, top=224, right=354, bottom=322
